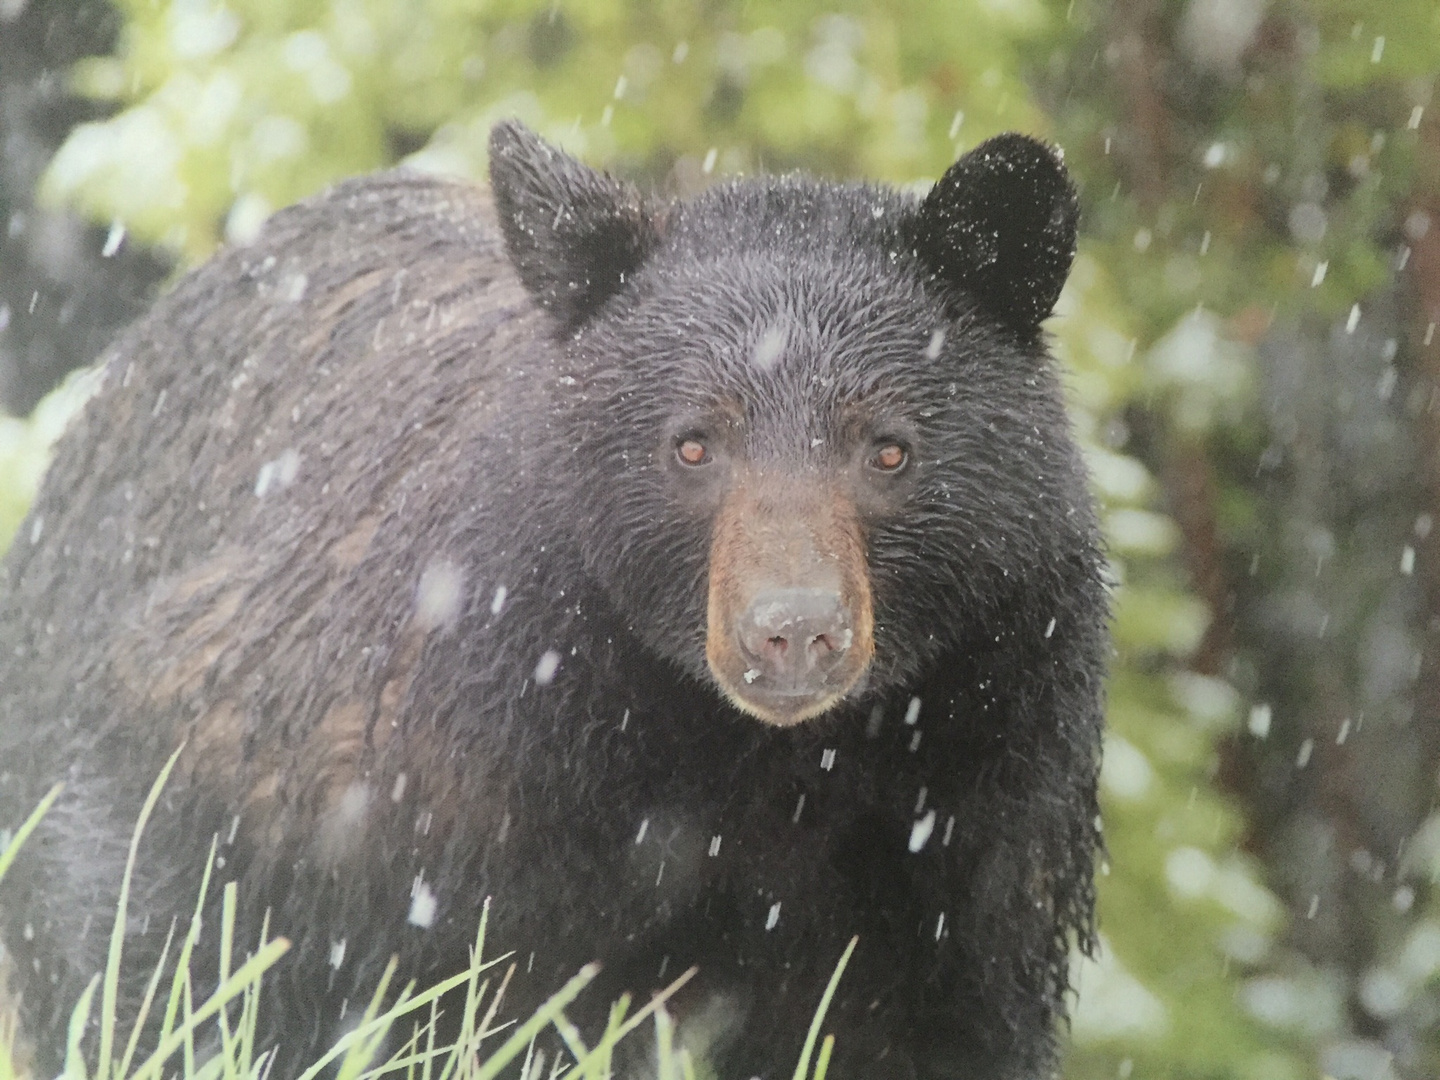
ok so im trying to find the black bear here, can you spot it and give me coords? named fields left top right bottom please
left=0, top=121, right=1107, bottom=1079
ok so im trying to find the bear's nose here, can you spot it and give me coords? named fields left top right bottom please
left=736, top=588, right=853, bottom=691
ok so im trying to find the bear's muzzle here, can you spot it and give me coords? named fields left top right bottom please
left=706, top=473, right=873, bottom=725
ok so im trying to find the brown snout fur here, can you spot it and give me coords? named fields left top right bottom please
left=706, top=473, right=873, bottom=725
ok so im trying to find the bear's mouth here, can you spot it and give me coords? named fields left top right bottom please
left=704, top=476, right=874, bottom=726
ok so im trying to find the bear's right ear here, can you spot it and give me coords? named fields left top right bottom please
left=905, top=133, right=1078, bottom=334
left=489, top=121, right=660, bottom=329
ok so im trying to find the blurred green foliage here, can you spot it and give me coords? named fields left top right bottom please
left=45, top=0, right=1055, bottom=258
left=0, top=369, right=98, bottom=552
left=1036, top=2, right=1440, bottom=1076
left=17, top=0, right=1439, bottom=1075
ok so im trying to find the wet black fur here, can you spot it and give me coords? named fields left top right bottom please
left=0, top=122, right=1106, bottom=1079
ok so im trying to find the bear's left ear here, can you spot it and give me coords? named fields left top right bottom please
left=905, top=133, right=1078, bottom=333
left=489, top=121, right=661, bottom=328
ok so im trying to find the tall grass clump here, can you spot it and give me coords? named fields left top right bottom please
left=0, top=755, right=854, bottom=1080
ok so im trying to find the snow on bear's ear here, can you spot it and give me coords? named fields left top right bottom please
left=489, top=120, right=661, bottom=328
left=906, top=133, right=1078, bottom=333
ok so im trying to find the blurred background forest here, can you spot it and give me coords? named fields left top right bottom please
left=1, top=0, right=1438, bottom=1076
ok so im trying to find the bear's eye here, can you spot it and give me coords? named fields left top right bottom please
left=869, top=442, right=908, bottom=473
left=676, top=438, right=711, bottom=466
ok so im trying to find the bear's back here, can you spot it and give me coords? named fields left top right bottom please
left=0, top=172, right=550, bottom=1025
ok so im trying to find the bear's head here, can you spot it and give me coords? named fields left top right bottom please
left=489, top=121, right=1089, bottom=727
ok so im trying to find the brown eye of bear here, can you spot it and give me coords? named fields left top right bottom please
left=871, top=442, right=908, bottom=472
left=677, top=438, right=710, bottom=466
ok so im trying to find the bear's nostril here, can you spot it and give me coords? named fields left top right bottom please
left=737, top=588, right=852, bottom=690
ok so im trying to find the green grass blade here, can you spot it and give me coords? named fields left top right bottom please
left=334, top=923, right=520, bottom=1080
left=97, top=746, right=185, bottom=1080
left=1, top=1025, right=16, bottom=1080
left=293, top=963, right=482, bottom=1080
left=790, top=936, right=856, bottom=1080
left=0, top=782, right=62, bottom=886
left=470, top=963, right=599, bottom=1080
left=438, top=902, right=505, bottom=1080
left=126, top=937, right=290, bottom=1080
left=351, top=1035, right=454, bottom=1080
left=63, top=973, right=101, bottom=1080
left=360, top=1020, right=423, bottom=1080
left=337, top=958, right=406, bottom=1080
left=421, top=997, right=438, bottom=1080
left=548, top=1009, right=588, bottom=1068
left=237, top=908, right=277, bottom=1079
left=654, top=1006, right=676, bottom=1080
left=557, top=967, right=695, bottom=1080
left=596, top=993, right=630, bottom=1079
left=474, top=963, right=515, bottom=1043
left=158, top=835, right=218, bottom=1058
left=115, top=916, right=178, bottom=1080
left=811, top=1035, right=834, bottom=1080
left=182, top=969, right=197, bottom=1080
left=217, top=882, right=238, bottom=1068
left=1, top=786, right=65, bottom=1080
